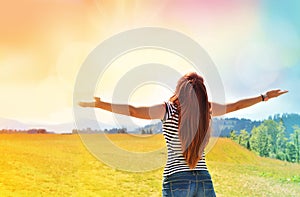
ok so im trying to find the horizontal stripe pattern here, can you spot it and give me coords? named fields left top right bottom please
left=162, top=101, right=208, bottom=177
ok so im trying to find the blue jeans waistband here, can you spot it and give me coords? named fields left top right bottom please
left=163, top=170, right=211, bottom=183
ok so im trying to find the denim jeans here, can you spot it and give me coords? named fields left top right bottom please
left=162, top=170, right=216, bottom=197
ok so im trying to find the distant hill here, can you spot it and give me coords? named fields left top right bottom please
left=135, top=118, right=264, bottom=136
left=0, top=117, right=114, bottom=134
left=1, top=113, right=300, bottom=135
left=211, top=118, right=262, bottom=137
left=0, top=117, right=29, bottom=130
left=136, top=113, right=300, bottom=137
left=212, top=113, right=300, bottom=137
left=133, top=121, right=162, bottom=134
left=272, top=113, right=300, bottom=136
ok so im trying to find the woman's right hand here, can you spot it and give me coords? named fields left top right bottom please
left=78, top=97, right=101, bottom=108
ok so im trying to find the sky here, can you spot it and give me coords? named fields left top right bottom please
left=0, top=0, right=299, bottom=129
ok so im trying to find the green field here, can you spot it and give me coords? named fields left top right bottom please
left=0, top=134, right=299, bottom=196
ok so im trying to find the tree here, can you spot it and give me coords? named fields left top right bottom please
left=275, top=120, right=288, bottom=160
left=118, top=128, right=127, bottom=134
left=250, top=126, right=259, bottom=154
left=263, top=120, right=280, bottom=156
left=286, top=142, right=297, bottom=162
left=230, top=130, right=238, bottom=142
left=148, top=128, right=153, bottom=134
left=250, top=125, right=270, bottom=157
left=238, top=129, right=250, bottom=148
left=246, top=135, right=251, bottom=150
left=250, top=120, right=284, bottom=158
left=291, top=126, right=300, bottom=163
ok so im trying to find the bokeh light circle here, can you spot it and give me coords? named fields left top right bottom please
left=73, top=27, right=225, bottom=172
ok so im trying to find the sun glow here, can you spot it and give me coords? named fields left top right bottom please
left=1, top=0, right=299, bottom=128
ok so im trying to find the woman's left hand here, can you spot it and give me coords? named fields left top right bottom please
left=266, top=89, right=288, bottom=99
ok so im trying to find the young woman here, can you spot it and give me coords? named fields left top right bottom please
left=79, top=72, right=287, bottom=197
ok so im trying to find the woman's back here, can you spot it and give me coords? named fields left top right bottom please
left=162, top=101, right=208, bottom=177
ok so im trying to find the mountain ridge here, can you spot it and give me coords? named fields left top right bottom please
left=1, top=113, right=300, bottom=135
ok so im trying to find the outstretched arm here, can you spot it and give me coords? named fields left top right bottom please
left=79, top=97, right=165, bottom=120
left=211, top=89, right=288, bottom=117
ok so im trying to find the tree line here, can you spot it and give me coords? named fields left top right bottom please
left=212, top=113, right=300, bottom=137
left=230, top=119, right=300, bottom=163
left=0, top=129, right=48, bottom=134
left=72, top=127, right=127, bottom=134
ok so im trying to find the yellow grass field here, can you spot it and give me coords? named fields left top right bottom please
left=0, top=134, right=300, bottom=197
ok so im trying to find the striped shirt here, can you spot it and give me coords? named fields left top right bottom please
left=162, top=101, right=208, bottom=177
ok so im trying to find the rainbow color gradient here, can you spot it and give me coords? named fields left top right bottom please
left=0, top=0, right=299, bottom=126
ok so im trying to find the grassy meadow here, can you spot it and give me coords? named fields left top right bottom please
left=0, top=134, right=299, bottom=197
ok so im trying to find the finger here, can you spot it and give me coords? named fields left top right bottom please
left=78, top=102, right=86, bottom=107
left=94, top=97, right=100, bottom=102
left=278, top=90, right=288, bottom=95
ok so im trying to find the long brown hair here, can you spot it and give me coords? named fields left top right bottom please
left=170, top=72, right=211, bottom=169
